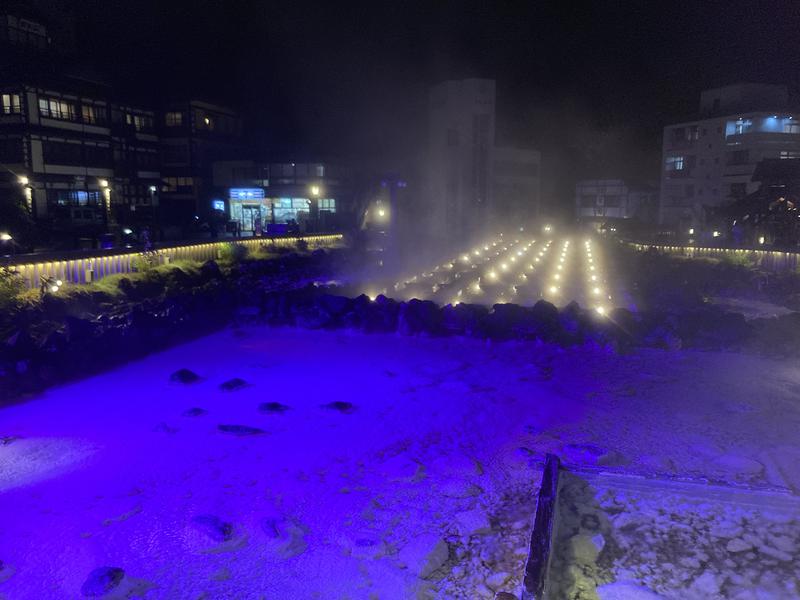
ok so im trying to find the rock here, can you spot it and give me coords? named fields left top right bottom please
left=170, top=368, right=201, bottom=384
left=484, top=304, right=536, bottom=340
left=442, top=303, right=489, bottom=336
left=726, top=538, right=752, bottom=553
left=219, top=377, right=249, bottom=392
left=261, top=517, right=308, bottom=558
left=217, top=424, right=266, bottom=436
left=259, top=402, right=290, bottom=414
left=569, top=533, right=604, bottom=563
left=0, top=436, right=20, bottom=446
left=562, top=443, right=608, bottom=465
left=596, top=581, right=665, bottom=599
left=530, top=300, right=561, bottom=340
left=495, top=593, right=518, bottom=600
left=182, top=407, right=207, bottom=417
left=322, top=401, right=355, bottom=414
left=398, top=534, right=449, bottom=579
left=398, top=299, right=443, bottom=336
left=363, top=295, right=400, bottom=333
left=80, top=566, right=125, bottom=597
left=199, top=260, right=223, bottom=281
left=453, top=508, right=492, bottom=536
left=191, top=514, right=234, bottom=542
left=485, top=571, right=511, bottom=590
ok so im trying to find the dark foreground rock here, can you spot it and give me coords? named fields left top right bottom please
left=219, top=377, right=248, bottom=391
left=170, top=368, right=201, bottom=384
left=80, top=566, right=125, bottom=597
left=217, top=424, right=266, bottom=436
left=259, top=402, right=290, bottom=414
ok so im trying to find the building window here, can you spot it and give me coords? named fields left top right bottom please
left=318, top=198, right=336, bottom=212
left=162, top=143, right=188, bottom=164
left=780, top=151, right=800, bottom=159
left=39, top=97, right=76, bottom=121
left=126, top=113, right=153, bottom=131
left=733, top=119, right=752, bottom=135
left=665, top=156, right=685, bottom=171
left=784, top=122, right=800, bottom=134
left=1, top=94, right=21, bottom=115
left=164, top=176, right=194, bottom=192
left=42, top=140, right=83, bottom=165
left=726, top=149, right=749, bottom=165
left=165, top=111, right=183, bottom=126
left=687, top=126, right=699, bottom=140
left=54, top=190, right=102, bottom=206
left=81, top=105, right=106, bottom=125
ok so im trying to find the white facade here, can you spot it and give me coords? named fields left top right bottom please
left=576, top=179, right=656, bottom=222
left=660, top=84, right=800, bottom=227
left=492, top=146, right=540, bottom=230
left=426, top=79, right=496, bottom=242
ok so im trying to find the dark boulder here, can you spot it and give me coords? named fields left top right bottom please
left=529, top=300, right=562, bottom=341
left=363, top=295, right=400, bottom=333
left=259, top=402, right=290, bottom=414
left=170, top=368, right=202, bottom=384
left=398, top=299, right=443, bottom=335
left=322, top=401, right=355, bottom=414
left=218, top=424, right=266, bottom=436
left=182, top=407, right=207, bottom=417
left=199, top=259, right=223, bottom=281
left=80, top=566, right=125, bottom=597
left=442, top=303, right=489, bottom=336
left=219, top=377, right=249, bottom=392
left=485, top=303, right=535, bottom=340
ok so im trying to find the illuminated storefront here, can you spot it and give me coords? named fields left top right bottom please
left=227, top=187, right=336, bottom=233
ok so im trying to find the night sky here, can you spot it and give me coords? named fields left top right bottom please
left=68, top=0, right=800, bottom=207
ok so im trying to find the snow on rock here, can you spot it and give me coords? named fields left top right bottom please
left=453, top=508, right=492, bottom=537
left=190, top=514, right=234, bottom=542
left=596, top=581, right=665, bottom=599
left=398, top=534, right=450, bottom=579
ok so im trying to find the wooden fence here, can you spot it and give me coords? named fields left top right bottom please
left=626, top=241, right=800, bottom=273
left=8, top=234, right=344, bottom=289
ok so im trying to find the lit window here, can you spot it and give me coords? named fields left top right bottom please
left=82, top=105, right=100, bottom=124
left=1, top=94, right=21, bottom=115
left=734, top=119, right=752, bottom=135
left=666, top=156, right=685, bottom=171
left=39, top=97, right=76, bottom=120
left=784, top=122, right=800, bottom=135
left=319, top=198, right=336, bottom=212
left=165, top=111, right=183, bottom=126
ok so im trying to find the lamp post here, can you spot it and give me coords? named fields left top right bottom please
left=310, top=184, right=320, bottom=232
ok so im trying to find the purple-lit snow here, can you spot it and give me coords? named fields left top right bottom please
left=1, top=326, right=800, bottom=598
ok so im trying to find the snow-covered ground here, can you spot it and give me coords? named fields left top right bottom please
left=1, top=327, right=800, bottom=598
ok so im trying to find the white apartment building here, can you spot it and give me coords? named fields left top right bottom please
left=576, top=179, right=657, bottom=224
left=493, top=146, right=541, bottom=231
left=660, top=83, right=800, bottom=228
left=426, top=79, right=496, bottom=242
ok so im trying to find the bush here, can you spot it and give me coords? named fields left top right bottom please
left=217, top=243, right=248, bottom=264
left=132, top=251, right=159, bottom=273
left=0, top=266, right=25, bottom=310
left=296, top=239, right=309, bottom=253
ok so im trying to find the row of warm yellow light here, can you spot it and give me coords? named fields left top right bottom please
left=454, top=238, right=537, bottom=304
left=584, top=238, right=610, bottom=315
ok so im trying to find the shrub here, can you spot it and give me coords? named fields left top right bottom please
left=218, top=243, right=248, bottom=264
left=0, top=266, right=25, bottom=310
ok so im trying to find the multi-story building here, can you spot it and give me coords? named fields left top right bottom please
left=212, top=160, right=351, bottom=234
left=159, top=100, right=243, bottom=228
left=576, top=179, right=657, bottom=226
left=660, top=83, right=800, bottom=229
left=0, top=5, right=161, bottom=245
left=492, top=146, right=541, bottom=231
left=426, top=79, right=496, bottom=243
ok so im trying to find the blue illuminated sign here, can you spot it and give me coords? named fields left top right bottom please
left=211, top=199, right=225, bottom=211
left=229, top=188, right=265, bottom=200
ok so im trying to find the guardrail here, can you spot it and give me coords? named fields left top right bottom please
left=6, top=233, right=344, bottom=289
left=626, top=241, right=800, bottom=272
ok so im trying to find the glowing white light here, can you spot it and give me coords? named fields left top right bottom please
left=712, top=231, right=721, bottom=238
left=592, top=287, right=601, bottom=295
left=596, top=306, right=606, bottom=315
left=488, top=271, right=497, bottom=280
left=56, top=279, right=63, bottom=286
left=484, top=246, right=489, bottom=251
left=689, top=228, right=695, bottom=235
left=590, top=275, right=597, bottom=281
left=473, top=282, right=481, bottom=292
left=549, top=286, right=558, bottom=294
left=590, top=266, right=595, bottom=271
left=758, top=236, right=765, bottom=245
left=462, top=254, right=470, bottom=263
left=535, top=257, right=540, bottom=263
left=554, top=274, right=561, bottom=280
left=500, top=263, right=508, bottom=271
left=50, top=285, right=59, bottom=293
left=0, top=233, right=11, bottom=241
left=474, top=250, right=480, bottom=256
left=557, top=264, right=562, bottom=270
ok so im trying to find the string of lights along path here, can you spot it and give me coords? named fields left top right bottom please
left=372, top=229, right=614, bottom=313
